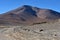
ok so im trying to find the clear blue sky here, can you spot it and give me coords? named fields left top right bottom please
left=0, top=0, right=60, bottom=14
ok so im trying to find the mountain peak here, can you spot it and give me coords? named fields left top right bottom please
left=22, top=5, right=32, bottom=8
left=21, top=5, right=32, bottom=10
left=0, top=5, right=60, bottom=25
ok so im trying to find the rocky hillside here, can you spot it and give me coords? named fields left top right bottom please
left=0, top=5, right=60, bottom=25
left=0, top=20, right=60, bottom=40
left=0, top=5, right=60, bottom=40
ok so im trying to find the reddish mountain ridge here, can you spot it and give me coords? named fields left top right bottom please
left=0, top=5, right=60, bottom=25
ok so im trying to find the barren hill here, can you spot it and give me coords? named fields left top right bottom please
left=0, top=5, right=60, bottom=25
left=0, top=5, right=60, bottom=40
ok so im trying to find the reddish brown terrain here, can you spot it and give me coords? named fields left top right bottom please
left=0, top=5, right=60, bottom=40
left=0, top=5, right=60, bottom=25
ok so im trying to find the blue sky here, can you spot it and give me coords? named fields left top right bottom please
left=0, top=0, right=60, bottom=14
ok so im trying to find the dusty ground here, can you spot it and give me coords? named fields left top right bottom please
left=0, top=21, right=60, bottom=40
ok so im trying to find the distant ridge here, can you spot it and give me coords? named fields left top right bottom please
left=0, top=5, right=60, bottom=25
